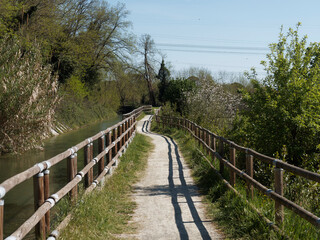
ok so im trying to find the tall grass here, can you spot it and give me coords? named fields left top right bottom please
left=151, top=121, right=320, bottom=239
left=59, top=133, right=152, bottom=239
left=0, top=36, right=59, bottom=154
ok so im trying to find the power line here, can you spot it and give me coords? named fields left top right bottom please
left=158, top=48, right=267, bottom=55
left=157, top=43, right=269, bottom=51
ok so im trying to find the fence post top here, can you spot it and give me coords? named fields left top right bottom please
left=69, top=148, right=75, bottom=155
left=46, top=198, right=55, bottom=207
left=44, top=160, right=52, bottom=169
left=50, top=194, right=59, bottom=203
left=0, top=186, right=6, bottom=199
left=35, top=163, right=45, bottom=172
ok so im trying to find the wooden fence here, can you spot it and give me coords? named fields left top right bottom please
left=155, top=113, right=320, bottom=230
left=0, top=105, right=152, bottom=240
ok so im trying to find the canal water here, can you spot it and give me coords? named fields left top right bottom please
left=0, top=115, right=121, bottom=238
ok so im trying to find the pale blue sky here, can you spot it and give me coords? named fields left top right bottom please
left=108, top=0, right=320, bottom=77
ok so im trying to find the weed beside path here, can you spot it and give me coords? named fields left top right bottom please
left=59, top=133, right=153, bottom=240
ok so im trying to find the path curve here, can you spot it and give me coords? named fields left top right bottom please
left=128, top=115, right=223, bottom=240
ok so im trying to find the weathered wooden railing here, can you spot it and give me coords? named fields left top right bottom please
left=122, top=105, right=152, bottom=120
left=0, top=105, right=152, bottom=240
left=155, top=113, right=320, bottom=230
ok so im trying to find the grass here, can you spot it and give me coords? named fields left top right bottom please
left=136, top=111, right=146, bottom=121
left=59, top=133, right=153, bottom=240
left=136, top=107, right=158, bottom=121
left=151, top=121, right=320, bottom=240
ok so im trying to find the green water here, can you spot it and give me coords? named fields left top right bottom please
left=0, top=115, right=121, bottom=239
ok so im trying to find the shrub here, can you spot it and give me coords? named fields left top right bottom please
left=0, top=37, right=59, bottom=154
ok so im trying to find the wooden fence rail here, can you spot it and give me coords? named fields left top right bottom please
left=155, top=114, right=320, bottom=229
left=0, top=105, right=152, bottom=240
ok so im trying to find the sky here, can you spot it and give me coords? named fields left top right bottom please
left=107, top=0, right=320, bottom=78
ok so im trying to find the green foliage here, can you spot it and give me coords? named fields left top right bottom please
left=232, top=24, right=320, bottom=167
left=0, top=0, right=23, bottom=36
left=65, top=75, right=89, bottom=100
left=56, top=82, right=118, bottom=129
left=0, top=36, right=59, bottom=154
left=157, top=59, right=171, bottom=103
left=0, top=0, right=134, bottom=86
left=163, top=78, right=196, bottom=114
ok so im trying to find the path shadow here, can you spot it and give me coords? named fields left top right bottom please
left=139, top=118, right=212, bottom=240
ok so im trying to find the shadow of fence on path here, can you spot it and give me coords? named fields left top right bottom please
left=138, top=118, right=212, bottom=240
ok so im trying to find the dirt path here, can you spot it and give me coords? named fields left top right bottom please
left=127, top=115, right=223, bottom=240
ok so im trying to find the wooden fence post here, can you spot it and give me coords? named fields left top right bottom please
left=119, top=124, right=123, bottom=150
left=274, top=168, right=284, bottom=225
left=0, top=199, right=3, bottom=240
left=229, top=147, right=236, bottom=187
left=106, top=131, right=112, bottom=168
left=112, top=127, right=118, bottom=164
left=67, top=154, right=77, bottom=202
left=98, top=135, right=105, bottom=175
left=128, top=119, right=131, bottom=138
left=89, top=143, right=94, bottom=185
left=211, top=135, right=216, bottom=163
left=84, top=144, right=91, bottom=188
left=218, top=139, right=224, bottom=175
left=121, top=123, right=125, bottom=147
left=130, top=117, right=133, bottom=136
left=44, top=170, right=50, bottom=234
left=206, top=130, right=211, bottom=155
left=125, top=120, right=128, bottom=143
left=246, top=153, right=254, bottom=199
left=33, top=172, right=45, bottom=239
left=133, top=115, right=136, bottom=131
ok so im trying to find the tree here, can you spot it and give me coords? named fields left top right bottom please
left=165, top=78, right=196, bottom=114
left=186, top=78, right=242, bottom=133
left=55, top=1, right=134, bottom=86
left=138, top=34, right=157, bottom=106
left=233, top=24, right=320, bottom=167
left=157, top=59, right=171, bottom=103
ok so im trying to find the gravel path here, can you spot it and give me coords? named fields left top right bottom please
left=128, top=115, right=223, bottom=240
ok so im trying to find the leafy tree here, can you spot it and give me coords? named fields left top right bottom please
left=0, top=0, right=134, bottom=87
left=164, top=78, right=196, bottom=114
left=233, top=24, right=320, bottom=167
left=157, top=59, right=171, bottom=103
left=0, top=0, right=24, bottom=36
